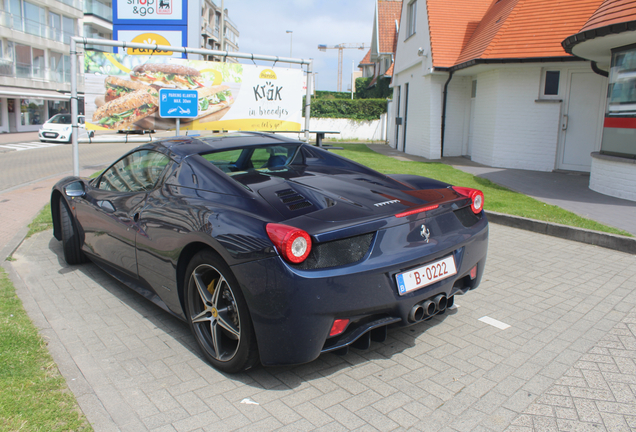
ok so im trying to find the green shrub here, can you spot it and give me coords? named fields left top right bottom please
left=355, top=77, right=392, bottom=99
left=314, top=90, right=353, bottom=99
left=303, top=98, right=387, bottom=120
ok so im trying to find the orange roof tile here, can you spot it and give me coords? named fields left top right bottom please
left=479, top=0, right=604, bottom=60
left=359, top=49, right=373, bottom=66
left=385, top=63, right=394, bottom=77
left=428, top=0, right=605, bottom=69
left=455, top=0, right=521, bottom=65
left=427, top=0, right=492, bottom=68
left=378, top=0, right=403, bottom=54
left=580, top=0, right=636, bottom=32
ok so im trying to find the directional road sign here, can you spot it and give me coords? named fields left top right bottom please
left=159, top=88, right=199, bottom=118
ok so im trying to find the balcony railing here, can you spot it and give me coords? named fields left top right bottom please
left=224, top=15, right=238, bottom=31
left=0, top=61, right=80, bottom=85
left=0, top=11, right=74, bottom=44
left=60, top=0, right=84, bottom=11
left=84, top=0, right=112, bottom=21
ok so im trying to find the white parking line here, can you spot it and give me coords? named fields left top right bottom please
left=478, top=316, right=511, bottom=330
left=0, top=142, right=63, bottom=151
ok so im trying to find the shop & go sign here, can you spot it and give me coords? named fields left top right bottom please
left=116, top=0, right=183, bottom=21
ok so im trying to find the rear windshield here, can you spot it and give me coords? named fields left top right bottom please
left=201, top=144, right=303, bottom=176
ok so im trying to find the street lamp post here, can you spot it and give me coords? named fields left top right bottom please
left=286, top=30, right=293, bottom=67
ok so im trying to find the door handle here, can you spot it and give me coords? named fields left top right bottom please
left=562, top=114, right=568, bottom=130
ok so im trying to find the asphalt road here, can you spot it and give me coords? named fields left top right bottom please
left=0, top=141, right=140, bottom=192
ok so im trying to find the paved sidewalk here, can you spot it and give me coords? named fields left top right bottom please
left=7, top=224, right=636, bottom=431
left=368, top=145, right=636, bottom=237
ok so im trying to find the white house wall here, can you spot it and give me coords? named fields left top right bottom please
left=469, top=67, right=562, bottom=171
left=471, top=69, right=499, bottom=167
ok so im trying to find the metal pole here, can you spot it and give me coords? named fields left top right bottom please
left=304, top=60, right=313, bottom=143
left=72, top=37, right=313, bottom=65
left=220, top=0, right=225, bottom=53
left=351, top=60, right=354, bottom=99
left=286, top=30, right=293, bottom=67
left=176, top=118, right=180, bottom=136
left=70, top=38, right=79, bottom=176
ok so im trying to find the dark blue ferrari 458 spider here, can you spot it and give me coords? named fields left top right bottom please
left=51, top=132, right=488, bottom=373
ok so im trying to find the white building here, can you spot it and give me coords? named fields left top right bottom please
left=0, top=0, right=84, bottom=133
left=389, top=0, right=616, bottom=179
left=200, top=0, right=239, bottom=62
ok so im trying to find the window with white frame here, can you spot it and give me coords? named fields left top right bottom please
left=62, top=15, right=75, bottom=44
left=539, top=69, right=561, bottom=99
left=407, top=0, right=417, bottom=38
left=14, top=44, right=45, bottom=79
left=49, top=12, right=62, bottom=42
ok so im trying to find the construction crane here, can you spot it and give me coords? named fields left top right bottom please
left=318, top=43, right=366, bottom=92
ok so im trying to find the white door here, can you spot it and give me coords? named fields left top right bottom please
left=558, top=71, right=605, bottom=171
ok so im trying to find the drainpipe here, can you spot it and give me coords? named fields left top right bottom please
left=440, top=70, right=454, bottom=158
left=591, top=61, right=609, bottom=78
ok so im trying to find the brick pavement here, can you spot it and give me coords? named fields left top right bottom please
left=8, top=224, right=636, bottom=431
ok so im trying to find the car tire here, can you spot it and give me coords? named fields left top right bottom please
left=59, top=197, right=88, bottom=265
left=184, top=250, right=259, bottom=373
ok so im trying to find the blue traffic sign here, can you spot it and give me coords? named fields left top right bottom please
left=159, top=88, right=199, bottom=118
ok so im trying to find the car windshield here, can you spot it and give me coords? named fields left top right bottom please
left=48, top=114, right=72, bottom=124
left=201, top=144, right=303, bottom=176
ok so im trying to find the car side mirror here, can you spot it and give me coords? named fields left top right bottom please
left=64, top=181, right=85, bottom=198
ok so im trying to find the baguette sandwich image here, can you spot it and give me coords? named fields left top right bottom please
left=194, top=85, right=234, bottom=120
left=93, top=88, right=158, bottom=129
left=105, top=76, right=153, bottom=102
left=131, top=63, right=204, bottom=89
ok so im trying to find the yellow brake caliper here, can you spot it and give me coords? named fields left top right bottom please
left=207, top=279, right=218, bottom=318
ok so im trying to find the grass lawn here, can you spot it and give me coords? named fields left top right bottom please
left=26, top=203, right=52, bottom=239
left=332, top=144, right=632, bottom=237
left=0, top=267, right=91, bottom=431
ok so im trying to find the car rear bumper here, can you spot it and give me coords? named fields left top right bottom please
left=231, top=215, right=489, bottom=366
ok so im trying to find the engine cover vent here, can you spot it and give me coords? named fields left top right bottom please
left=275, top=189, right=313, bottom=211
left=289, top=201, right=312, bottom=211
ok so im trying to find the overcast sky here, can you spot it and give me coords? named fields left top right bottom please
left=227, top=0, right=376, bottom=92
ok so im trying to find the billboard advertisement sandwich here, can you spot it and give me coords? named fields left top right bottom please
left=84, top=51, right=304, bottom=132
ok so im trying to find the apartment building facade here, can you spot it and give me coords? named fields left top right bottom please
left=0, top=0, right=84, bottom=133
left=200, top=0, right=240, bottom=62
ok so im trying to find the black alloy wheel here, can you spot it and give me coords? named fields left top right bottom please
left=59, top=197, right=88, bottom=265
left=184, top=250, right=259, bottom=373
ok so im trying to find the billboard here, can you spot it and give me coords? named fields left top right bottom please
left=84, top=52, right=303, bottom=132
left=113, top=0, right=186, bottom=25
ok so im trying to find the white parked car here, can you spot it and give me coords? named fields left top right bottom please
left=39, top=114, right=93, bottom=143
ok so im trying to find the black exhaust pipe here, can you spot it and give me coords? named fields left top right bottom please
left=409, top=304, right=424, bottom=322
left=433, top=294, right=447, bottom=312
left=409, top=299, right=436, bottom=322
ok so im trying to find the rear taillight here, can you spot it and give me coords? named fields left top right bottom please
left=452, top=186, right=484, bottom=214
left=266, top=223, right=312, bottom=264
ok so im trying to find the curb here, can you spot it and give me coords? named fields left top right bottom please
left=486, top=210, right=636, bottom=255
